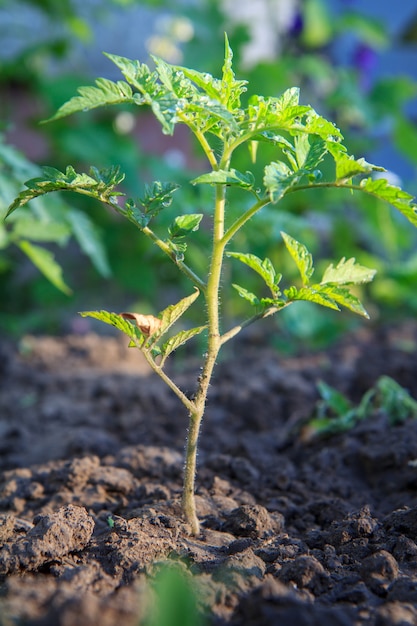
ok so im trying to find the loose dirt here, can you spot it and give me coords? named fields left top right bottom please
left=1, top=322, right=417, bottom=625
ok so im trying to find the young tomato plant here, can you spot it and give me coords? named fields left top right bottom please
left=7, top=36, right=417, bottom=535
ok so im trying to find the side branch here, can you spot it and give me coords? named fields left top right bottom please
left=141, top=225, right=207, bottom=292
left=140, top=347, right=196, bottom=413
left=220, top=303, right=290, bottom=346
left=222, top=198, right=270, bottom=245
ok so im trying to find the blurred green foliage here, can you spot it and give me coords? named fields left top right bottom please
left=144, top=562, right=205, bottom=626
left=1, top=0, right=417, bottom=343
left=308, top=375, right=417, bottom=437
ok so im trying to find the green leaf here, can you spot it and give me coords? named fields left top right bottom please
left=140, top=181, right=180, bottom=216
left=168, top=214, right=203, bottom=238
left=296, top=135, right=327, bottom=171
left=227, top=251, right=280, bottom=295
left=66, top=209, right=111, bottom=277
left=46, top=78, right=135, bottom=121
left=191, top=169, right=254, bottom=188
left=275, top=86, right=301, bottom=109
left=104, top=52, right=239, bottom=138
left=150, top=92, right=182, bottom=135
left=285, top=283, right=371, bottom=318
left=394, top=116, right=417, bottom=166
left=167, top=238, right=188, bottom=261
left=281, top=232, right=314, bottom=285
left=6, top=165, right=125, bottom=217
left=257, top=133, right=295, bottom=154
left=123, top=199, right=149, bottom=229
left=247, top=92, right=311, bottom=134
left=157, top=289, right=200, bottom=338
left=88, top=294, right=201, bottom=350
left=360, top=178, right=417, bottom=227
left=321, top=257, right=376, bottom=285
left=152, top=56, right=196, bottom=99
left=231, top=283, right=260, bottom=306
left=328, top=142, right=385, bottom=180
left=313, top=283, right=370, bottom=317
left=11, top=216, right=70, bottom=244
left=375, top=376, right=417, bottom=424
left=181, top=99, right=239, bottom=135
left=18, top=240, right=71, bottom=294
left=303, top=111, right=343, bottom=141
left=89, top=165, right=126, bottom=189
left=284, top=285, right=340, bottom=311
left=172, top=66, right=223, bottom=102
left=340, top=12, right=389, bottom=49
left=263, top=162, right=301, bottom=203
left=220, top=33, right=248, bottom=110
left=104, top=53, right=159, bottom=96
left=80, top=310, right=145, bottom=346
left=317, top=380, right=352, bottom=416
left=161, top=325, right=206, bottom=363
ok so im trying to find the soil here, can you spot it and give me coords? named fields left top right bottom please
left=1, top=322, right=417, bottom=626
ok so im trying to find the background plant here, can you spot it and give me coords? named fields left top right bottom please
left=0, top=136, right=110, bottom=333
left=308, top=375, right=417, bottom=436
left=7, top=37, right=417, bottom=533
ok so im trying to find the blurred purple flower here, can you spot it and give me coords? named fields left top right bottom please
left=353, top=43, right=378, bottom=91
left=288, top=11, right=304, bottom=38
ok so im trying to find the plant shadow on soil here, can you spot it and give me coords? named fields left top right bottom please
left=1, top=322, right=417, bottom=625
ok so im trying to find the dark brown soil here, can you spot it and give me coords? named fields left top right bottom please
left=1, top=323, right=417, bottom=625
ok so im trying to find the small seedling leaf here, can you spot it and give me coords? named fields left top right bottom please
left=317, top=380, right=352, bottom=416
left=281, top=232, right=314, bottom=285
left=321, top=257, right=376, bottom=285
left=375, top=376, right=417, bottom=424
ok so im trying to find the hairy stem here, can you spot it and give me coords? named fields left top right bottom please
left=182, top=183, right=226, bottom=534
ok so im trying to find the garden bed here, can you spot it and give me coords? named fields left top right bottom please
left=1, top=322, right=417, bottom=625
